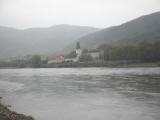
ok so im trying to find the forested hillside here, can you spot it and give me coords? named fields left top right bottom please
left=74, top=12, right=160, bottom=49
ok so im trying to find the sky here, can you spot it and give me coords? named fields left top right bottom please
left=0, top=0, right=160, bottom=29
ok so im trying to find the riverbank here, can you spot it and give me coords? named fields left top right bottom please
left=41, top=61, right=160, bottom=68
left=0, top=61, right=160, bottom=68
left=115, top=62, right=160, bottom=67
left=0, top=98, right=34, bottom=120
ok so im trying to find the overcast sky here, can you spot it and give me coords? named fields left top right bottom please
left=0, top=0, right=160, bottom=29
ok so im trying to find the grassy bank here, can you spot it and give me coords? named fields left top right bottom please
left=0, top=61, right=160, bottom=68
left=0, top=97, right=34, bottom=120
left=113, top=62, right=160, bottom=68
left=42, top=61, right=160, bottom=68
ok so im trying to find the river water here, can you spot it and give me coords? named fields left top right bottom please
left=0, top=68, right=160, bottom=120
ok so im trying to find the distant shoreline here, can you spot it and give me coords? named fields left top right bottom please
left=0, top=61, right=160, bottom=69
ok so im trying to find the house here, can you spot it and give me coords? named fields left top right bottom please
left=48, top=55, right=64, bottom=64
left=88, top=49, right=104, bottom=61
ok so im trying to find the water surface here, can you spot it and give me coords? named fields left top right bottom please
left=0, top=68, right=160, bottom=120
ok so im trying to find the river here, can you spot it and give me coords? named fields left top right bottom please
left=0, top=68, right=160, bottom=120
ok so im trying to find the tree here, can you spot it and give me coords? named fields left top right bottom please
left=76, top=42, right=80, bottom=49
left=30, top=55, right=41, bottom=67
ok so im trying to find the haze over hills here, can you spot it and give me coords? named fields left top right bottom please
left=70, top=11, right=160, bottom=50
left=0, top=11, right=160, bottom=59
left=0, top=24, right=99, bottom=59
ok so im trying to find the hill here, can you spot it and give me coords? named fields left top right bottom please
left=0, top=25, right=99, bottom=59
left=74, top=11, right=160, bottom=49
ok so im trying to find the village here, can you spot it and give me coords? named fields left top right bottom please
left=47, top=42, right=104, bottom=64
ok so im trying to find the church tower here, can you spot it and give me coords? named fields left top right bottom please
left=75, top=42, right=82, bottom=61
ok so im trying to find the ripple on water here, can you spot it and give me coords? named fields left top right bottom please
left=0, top=80, right=24, bottom=92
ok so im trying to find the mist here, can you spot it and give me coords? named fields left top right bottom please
left=0, top=0, right=160, bottom=29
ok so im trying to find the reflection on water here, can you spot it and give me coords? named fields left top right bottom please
left=0, top=68, right=160, bottom=120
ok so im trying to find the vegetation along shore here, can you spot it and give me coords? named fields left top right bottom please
left=0, top=97, right=34, bottom=120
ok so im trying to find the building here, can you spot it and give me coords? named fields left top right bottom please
left=88, top=49, right=104, bottom=61
left=48, top=55, right=64, bottom=64
left=65, top=42, right=82, bottom=62
left=75, top=42, right=82, bottom=62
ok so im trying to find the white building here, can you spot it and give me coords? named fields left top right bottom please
left=88, top=49, right=103, bottom=61
left=65, top=42, right=82, bottom=62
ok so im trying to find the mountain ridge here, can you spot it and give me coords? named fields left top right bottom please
left=73, top=11, right=160, bottom=49
left=0, top=11, right=160, bottom=59
left=0, top=24, right=99, bottom=59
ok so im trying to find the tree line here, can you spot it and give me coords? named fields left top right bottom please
left=0, top=41, right=160, bottom=68
left=98, top=41, right=160, bottom=62
left=0, top=55, right=47, bottom=68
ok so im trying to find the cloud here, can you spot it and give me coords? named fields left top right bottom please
left=0, top=0, right=159, bottom=28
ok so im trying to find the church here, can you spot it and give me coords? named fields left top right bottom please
left=64, top=42, right=82, bottom=62
left=65, top=42, right=103, bottom=62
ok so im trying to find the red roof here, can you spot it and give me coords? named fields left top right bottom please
left=49, top=55, right=64, bottom=61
